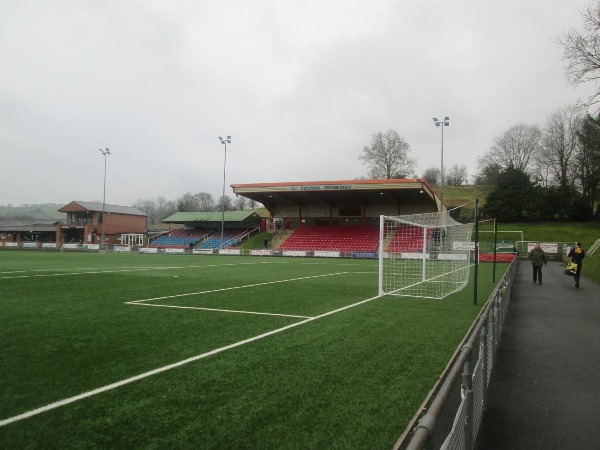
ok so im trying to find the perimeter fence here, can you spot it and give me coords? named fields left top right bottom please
left=395, top=258, right=518, bottom=450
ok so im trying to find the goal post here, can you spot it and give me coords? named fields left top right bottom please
left=378, top=212, right=474, bottom=299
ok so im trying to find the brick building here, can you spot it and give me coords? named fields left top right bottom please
left=57, top=201, right=147, bottom=245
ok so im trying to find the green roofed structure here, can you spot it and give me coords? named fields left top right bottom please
left=162, top=211, right=262, bottom=228
left=155, top=211, right=263, bottom=249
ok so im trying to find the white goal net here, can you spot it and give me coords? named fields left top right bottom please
left=378, top=212, right=474, bottom=299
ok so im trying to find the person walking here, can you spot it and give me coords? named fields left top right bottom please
left=568, top=242, right=585, bottom=288
left=529, top=243, right=547, bottom=285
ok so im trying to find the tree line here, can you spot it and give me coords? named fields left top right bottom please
left=481, top=111, right=600, bottom=220
left=358, top=108, right=600, bottom=221
left=133, top=193, right=257, bottom=225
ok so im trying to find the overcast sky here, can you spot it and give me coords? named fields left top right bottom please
left=1, top=0, right=595, bottom=207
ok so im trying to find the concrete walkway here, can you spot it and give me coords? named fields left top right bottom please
left=475, top=260, right=600, bottom=449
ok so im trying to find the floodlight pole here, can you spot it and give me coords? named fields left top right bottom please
left=99, top=148, right=111, bottom=249
left=218, top=136, right=231, bottom=249
left=432, top=117, right=450, bottom=213
left=474, top=198, right=479, bottom=305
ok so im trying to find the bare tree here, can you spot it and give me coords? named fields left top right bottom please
left=177, top=192, right=199, bottom=212
left=234, top=196, right=247, bottom=211
left=422, top=167, right=441, bottom=185
left=133, top=198, right=158, bottom=224
left=445, top=164, right=468, bottom=186
left=196, top=192, right=215, bottom=211
left=575, top=113, right=600, bottom=215
left=247, top=198, right=259, bottom=209
left=557, top=2, right=600, bottom=108
left=156, top=196, right=177, bottom=222
left=482, top=123, right=541, bottom=174
left=359, top=130, right=416, bottom=179
left=216, top=195, right=233, bottom=212
left=537, top=105, right=583, bottom=188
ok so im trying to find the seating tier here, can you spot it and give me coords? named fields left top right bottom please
left=279, top=226, right=379, bottom=252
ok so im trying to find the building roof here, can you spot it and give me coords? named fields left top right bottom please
left=162, top=211, right=261, bottom=225
left=58, top=201, right=146, bottom=216
left=0, top=220, right=64, bottom=232
left=231, top=178, right=438, bottom=210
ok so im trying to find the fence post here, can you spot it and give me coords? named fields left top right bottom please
left=462, top=360, right=474, bottom=450
left=486, top=308, right=495, bottom=372
left=493, top=296, right=502, bottom=350
left=480, top=321, right=489, bottom=410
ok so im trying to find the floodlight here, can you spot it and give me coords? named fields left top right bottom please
left=218, top=135, right=232, bottom=249
left=432, top=116, right=450, bottom=212
left=99, top=147, right=111, bottom=248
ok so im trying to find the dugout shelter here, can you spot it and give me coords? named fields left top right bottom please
left=231, top=178, right=441, bottom=230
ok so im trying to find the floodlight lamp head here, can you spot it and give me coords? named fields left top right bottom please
left=105, top=148, right=111, bottom=154
left=432, top=117, right=438, bottom=123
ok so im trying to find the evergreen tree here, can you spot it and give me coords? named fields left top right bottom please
left=483, top=167, right=533, bottom=221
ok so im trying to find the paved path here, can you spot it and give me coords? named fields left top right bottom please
left=475, top=260, right=600, bottom=450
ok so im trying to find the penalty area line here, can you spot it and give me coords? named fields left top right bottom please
left=128, top=302, right=314, bottom=319
left=127, top=272, right=350, bottom=304
left=0, top=292, right=383, bottom=428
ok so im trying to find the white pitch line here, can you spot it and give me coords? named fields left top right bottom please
left=128, top=302, right=314, bottom=319
left=0, top=260, right=373, bottom=279
left=127, top=272, right=349, bottom=304
left=0, top=292, right=382, bottom=428
left=0, top=267, right=156, bottom=279
left=0, top=261, right=298, bottom=279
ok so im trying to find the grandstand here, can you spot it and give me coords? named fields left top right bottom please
left=278, top=225, right=379, bottom=252
left=149, top=229, right=210, bottom=249
left=197, top=230, right=249, bottom=249
left=151, top=179, right=443, bottom=253
left=385, top=225, right=432, bottom=252
left=157, top=211, right=263, bottom=250
left=149, top=228, right=254, bottom=250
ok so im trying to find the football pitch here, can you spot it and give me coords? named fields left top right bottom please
left=0, top=252, right=506, bottom=449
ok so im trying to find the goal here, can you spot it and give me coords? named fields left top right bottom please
left=378, top=212, right=474, bottom=299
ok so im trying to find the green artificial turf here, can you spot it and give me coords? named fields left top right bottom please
left=0, top=252, right=506, bottom=449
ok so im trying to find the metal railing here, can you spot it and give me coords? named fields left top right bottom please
left=397, top=259, right=517, bottom=450
left=588, top=238, right=600, bottom=256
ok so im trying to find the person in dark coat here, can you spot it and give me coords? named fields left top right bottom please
left=568, top=242, right=585, bottom=288
left=528, top=242, right=547, bottom=285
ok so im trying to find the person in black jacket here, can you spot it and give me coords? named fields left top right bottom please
left=568, top=242, right=585, bottom=288
left=529, top=243, right=547, bottom=285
